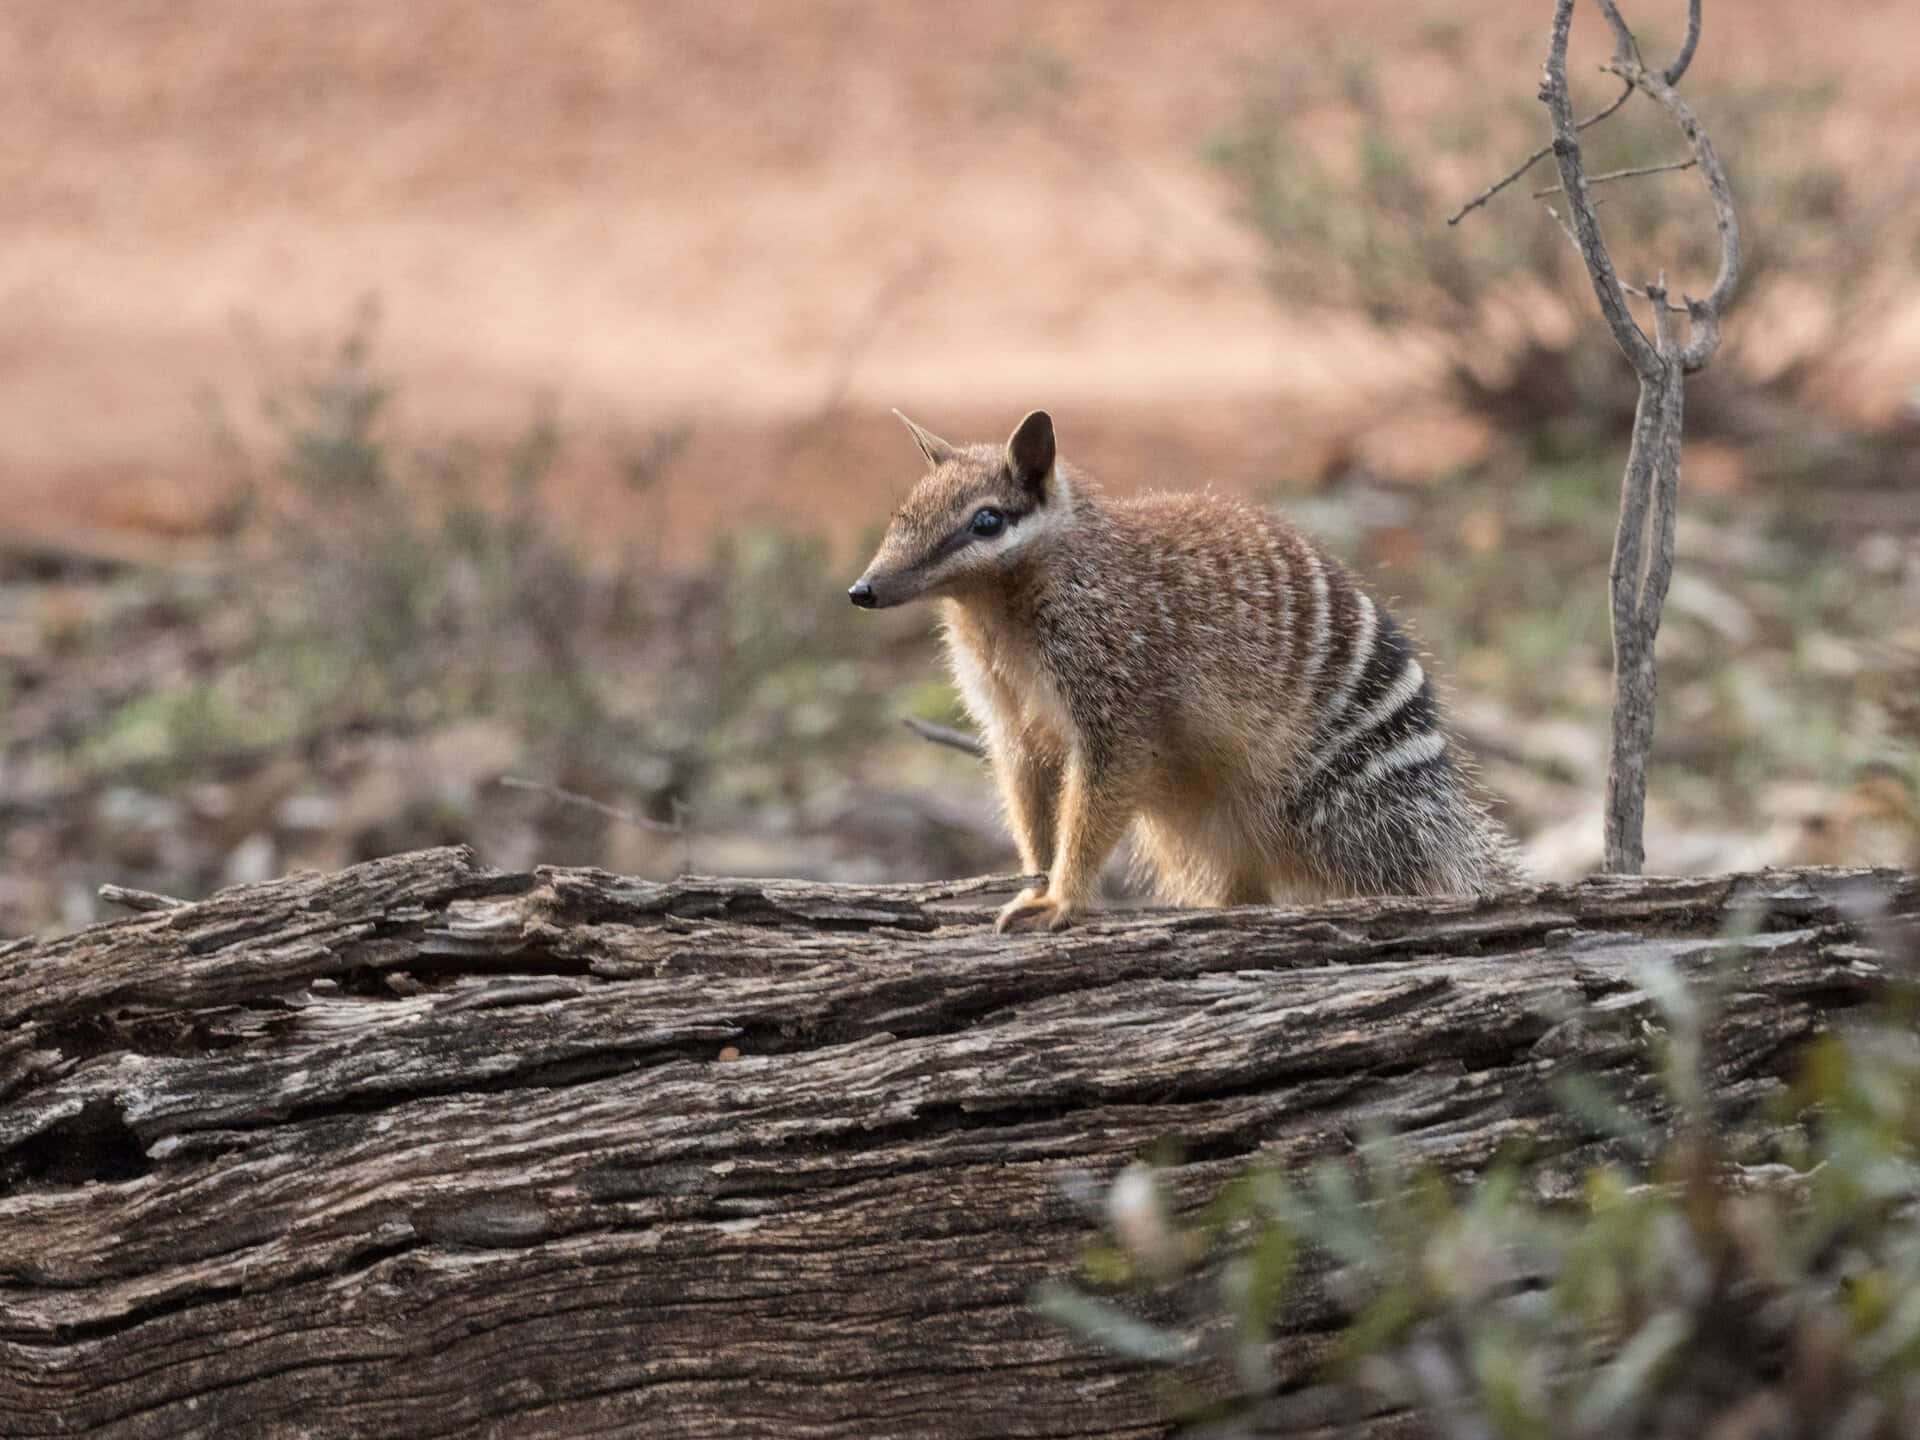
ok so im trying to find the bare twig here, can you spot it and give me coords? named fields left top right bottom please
left=810, top=251, right=937, bottom=422
left=1593, top=0, right=1646, bottom=66
left=1528, top=0, right=1739, bottom=874
left=1446, top=79, right=1631, bottom=225
left=1600, top=47, right=1740, bottom=368
left=1663, top=0, right=1704, bottom=84
left=902, top=717, right=989, bottom=760
left=1540, top=2, right=1658, bottom=373
left=1529, top=157, right=1695, bottom=198
left=1542, top=202, right=1690, bottom=312
left=500, top=776, right=683, bottom=834
left=98, top=884, right=189, bottom=913
left=1620, top=277, right=1690, bottom=312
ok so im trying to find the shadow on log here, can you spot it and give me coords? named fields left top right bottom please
left=0, top=847, right=1912, bottom=1437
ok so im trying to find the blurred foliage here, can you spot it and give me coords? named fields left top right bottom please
left=234, top=313, right=897, bottom=820
left=3, top=313, right=928, bottom=923
left=1042, top=908, right=1920, bottom=1437
left=261, top=319, right=604, bottom=747
left=1202, top=32, right=1908, bottom=450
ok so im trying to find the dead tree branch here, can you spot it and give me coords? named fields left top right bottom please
left=0, top=847, right=1910, bottom=1437
left=95, top=884, right=188, bottom=914
left=1529, top=156, right=1696, bottom=198
left=1661, top=0, right=1704, bottom=84
left=1460, top=0, right=1740, bottom=874
left=499, top=774, right=684, bottom=834
left=1447, top=79, right=1634, bottom=225
left=903, top=715, right=990, bottom=758
left=1543, top=202, right=1692, bottom=312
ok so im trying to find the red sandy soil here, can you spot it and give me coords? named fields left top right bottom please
left=3, top=1, right=1915, bottom=554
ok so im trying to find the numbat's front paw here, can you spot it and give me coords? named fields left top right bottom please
left=995, top=890, right=1074, bottom=933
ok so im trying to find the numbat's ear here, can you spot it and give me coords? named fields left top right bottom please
left=1006, top=410, right=1056, bottom=504
left=892, top=409, right=954, bottom=469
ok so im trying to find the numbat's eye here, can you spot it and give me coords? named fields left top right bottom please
left=970, top=507, right=1006, bottom=537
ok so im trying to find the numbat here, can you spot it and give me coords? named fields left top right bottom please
left=849, top=410, right=1522, bottom=933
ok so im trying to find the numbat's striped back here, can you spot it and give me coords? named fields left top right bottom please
left=1081, top=490, right=1522, bottom=903
left=851, top=409, right=1521, bottom=931
left=1284, top=566, right=1513, bottom=897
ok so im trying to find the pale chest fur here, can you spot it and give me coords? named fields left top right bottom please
left=939, top=596, right=1072, bottom=750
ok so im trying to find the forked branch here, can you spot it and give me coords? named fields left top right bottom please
left=1464, top=0, right=1739, bottom=873
left=1447, top=79, right=1632, bottom=225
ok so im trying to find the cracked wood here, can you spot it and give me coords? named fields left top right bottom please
left=0, top=847, right=1910, bottom=1438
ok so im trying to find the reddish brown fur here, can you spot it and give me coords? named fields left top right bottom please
left=853, top=411, right=1521, bottom=931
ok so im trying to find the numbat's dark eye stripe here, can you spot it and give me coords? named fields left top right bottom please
left=928, top=505, right=1022, bottom=562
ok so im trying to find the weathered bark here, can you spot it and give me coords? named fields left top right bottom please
left=0, top=848, right=1910, bottom=1439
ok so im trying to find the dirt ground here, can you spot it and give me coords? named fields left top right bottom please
left=4, top=0, right=1915, bottom=549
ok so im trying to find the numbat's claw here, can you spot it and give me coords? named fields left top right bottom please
left=995, top=890, right=1073, bottom=934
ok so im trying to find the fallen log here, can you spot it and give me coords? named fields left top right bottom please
left=0, top=847, right=1911, bottom=1438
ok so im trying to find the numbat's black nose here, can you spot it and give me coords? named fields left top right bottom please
left=848, top=580, right=877, bottom=608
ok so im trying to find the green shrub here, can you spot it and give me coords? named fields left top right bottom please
left=1042, top=910, right=1920, bottom=1437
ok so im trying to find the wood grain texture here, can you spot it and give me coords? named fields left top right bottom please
left=1, top=848, right=1910, bottom=1438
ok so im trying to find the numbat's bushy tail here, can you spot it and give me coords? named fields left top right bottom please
left=850, top=410, right=1524, bottom=933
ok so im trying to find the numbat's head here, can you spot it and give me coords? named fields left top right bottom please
left=848, top=409, right=1068, bottom=609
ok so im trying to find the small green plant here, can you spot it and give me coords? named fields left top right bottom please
left=1042, top=903, right=1920, bottom=1437
left=31, top=308, right=923, bottom=903
left=249, top=313, right=596, bottom=739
